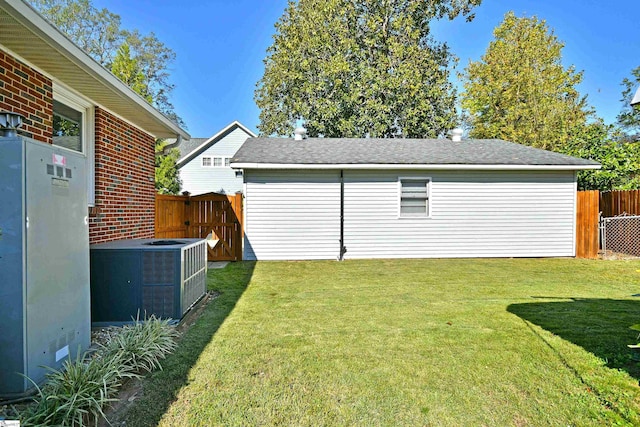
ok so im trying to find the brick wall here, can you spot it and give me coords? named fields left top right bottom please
left=0, top=48, right=157, bottom=244
left=0, top=50, right=52, bottom=143
left=90, top=108, right=156, bottom=243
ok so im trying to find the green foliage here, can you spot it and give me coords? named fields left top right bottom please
left=29, top=0, right=122, bottom=64
left=559, top=120, right=640, bottom=190
left=111, top=43, right=152, bottom=103
left=617, top=65, right=640, bottom=135
left=256, top=0, right=481, bottom=138
left=155, top=140, right=181, bottom=195
left=21, top=351, right=135, bottom=426
left=101, top=316, right=179, bottom=373
left=461, top=12, right=590, bottom=150
left=20, top=316, right=179, bottom=426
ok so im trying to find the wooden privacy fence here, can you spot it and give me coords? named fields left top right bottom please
left=600, top=190, right=640, bottom=217
left=155, top=192, right=243, bottom=261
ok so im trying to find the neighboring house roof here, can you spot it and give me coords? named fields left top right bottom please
left=232, top=138, right=601, bottom=170
left=632, top=87, right=640, bottom=106
left=0, top=0, right=189, bottom=140
left=177, top=121, right=256, bottom=168
left=177, top=138, right=208, bottom=158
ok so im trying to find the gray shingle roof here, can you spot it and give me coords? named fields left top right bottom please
left=232, top=138, right=600, bottom=167
left=177, top=138, right=208, bottom=159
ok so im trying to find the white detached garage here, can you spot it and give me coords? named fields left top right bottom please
left=231, top=137, right=600, bottom=261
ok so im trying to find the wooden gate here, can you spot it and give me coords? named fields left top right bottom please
left=155, top=192, right=243, bottom=261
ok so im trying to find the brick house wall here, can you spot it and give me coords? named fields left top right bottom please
left=0, top=50, right=52, bottom=143
left=0, top=48, right=156, bottom=244
left=90, top=108, right=156, bottom=243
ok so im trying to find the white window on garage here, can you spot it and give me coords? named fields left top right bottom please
left=399, top=177, right=431, bottom=218
left=202, top=156, right=212, bottom=167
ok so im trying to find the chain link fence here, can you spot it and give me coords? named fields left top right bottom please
left=601, top=214, right=640, bottom=257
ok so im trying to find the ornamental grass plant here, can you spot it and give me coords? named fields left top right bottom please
left=20, top=316, right=179, bottom=427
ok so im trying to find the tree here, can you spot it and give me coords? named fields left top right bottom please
left=155, top=140, right=182, bottom=195
left=559, top=120, right=640, bottom=190
left=256, top=0, right=481, bottom=138
left=617, top=65, right=640, bottom=136
left=110, top=43, right=151, bottom=102
left=461, top=12, right=590, bottom=151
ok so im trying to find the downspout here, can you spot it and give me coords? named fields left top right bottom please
left=339, top=169, right=347, bottom=261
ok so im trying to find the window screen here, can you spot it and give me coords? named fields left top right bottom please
left=52, top=100, right=83, bottom=153
left=400, top=179, right=429, bottom=217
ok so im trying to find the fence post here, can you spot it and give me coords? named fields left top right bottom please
left=234, top=193, right=243, bottom=261
left=576, top=190, right=599, bottom=259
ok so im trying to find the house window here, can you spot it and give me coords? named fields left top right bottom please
left=399, top=177, right=430, bottom=218
left=202, top=157, right=212, bottom=167
left=52, top=84, right=95, bottom=204
left=213, top=157, right=222, bottom=167
left=53, top=100, right=83, bottom=153
left=224, top=157, right=231, bottom=167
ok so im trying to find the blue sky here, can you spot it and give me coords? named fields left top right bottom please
left=93, top=0, right=640, bottom=138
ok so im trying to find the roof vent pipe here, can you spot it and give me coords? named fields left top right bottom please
left=0, top=111, right=25, bottom=137
left=450, top=128, right=463, bottom=142
left=293, top=126, right=307, bottom=140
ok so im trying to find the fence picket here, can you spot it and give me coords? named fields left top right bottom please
left=155, top=193, right=243, bottom=261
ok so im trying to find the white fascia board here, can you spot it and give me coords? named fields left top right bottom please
left=177, top=121, right=257, bottom=166
left=230, top=163, right=601, bottom=171
left=0, top=0, right=189, bottom=140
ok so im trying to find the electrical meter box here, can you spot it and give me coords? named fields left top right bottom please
left=0, top=136, right=90, bottom=397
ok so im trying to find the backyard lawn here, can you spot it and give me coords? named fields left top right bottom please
left=123, top=259, right=640, bottom=426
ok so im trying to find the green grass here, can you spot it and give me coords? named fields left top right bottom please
left=123, top=258, right=640, bottom=426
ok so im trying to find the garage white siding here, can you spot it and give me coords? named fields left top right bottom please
left=342, top=170, right=577, bottom=259
left=244, top=170, right=340, bottom=260
left=243, top=169, right=577, bottom=260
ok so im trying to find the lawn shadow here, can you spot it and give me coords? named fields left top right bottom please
left=119, top=261, right=256, bottom=427
left=508, top=297, right=640, bottom=381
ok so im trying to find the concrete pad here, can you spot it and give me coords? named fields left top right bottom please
left=208, top=261, right=229, bottom=269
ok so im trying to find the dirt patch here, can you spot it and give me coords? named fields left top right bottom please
left=599, top=251, right=640, bottom=260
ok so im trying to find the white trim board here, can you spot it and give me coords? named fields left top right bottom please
left=231, top=163, right=601, bottom=171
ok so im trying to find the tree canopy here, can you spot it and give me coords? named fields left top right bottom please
left=617, top=65, right=640, bottom=137
left=256, top=0, right=481, bottom=138
left=460, top=12, right=590, bottom=151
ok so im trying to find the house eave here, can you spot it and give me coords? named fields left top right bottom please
left=230, top=163, right=601, bottom=171
left=0, top=0, right=189, bottom=140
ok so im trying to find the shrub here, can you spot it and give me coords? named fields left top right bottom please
left=102, top=315, right=179, bottom=373
left=20, top=316, right=179, bottom=426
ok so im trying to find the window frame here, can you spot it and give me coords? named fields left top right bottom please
left=202, top=156, right=212, bottom=167
left=53, top=83, right=95, bottom=205
left=398, top=176, right=431, bottom=219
